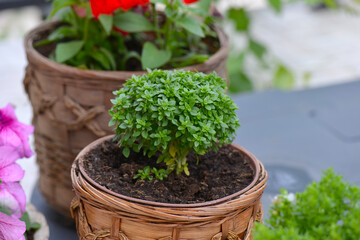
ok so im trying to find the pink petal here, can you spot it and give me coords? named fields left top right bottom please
left=0, top=146, right=20, bottom=168
left=8, top=122, right=34, bottom=158
left=0, top=104, right=34, bottom=159
left=0, top=104, right=17, bottom=124
left=0, top=183, right=26, bottom=218
left=0, top=163, right=24, bottom=182
left=0, top=212, right=26, bottom=240
left=0, top=188, right=21, bottom=218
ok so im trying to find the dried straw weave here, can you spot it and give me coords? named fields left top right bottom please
left=71, top=150, right=267, bottom=240
left=24, top=21, right=229, bottom=218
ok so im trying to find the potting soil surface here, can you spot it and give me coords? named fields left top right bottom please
left=83, top=141, right=254, bottom=204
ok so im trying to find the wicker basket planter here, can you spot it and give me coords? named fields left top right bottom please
left=27, top=203, right=50, bottom=240
left=23, top=21, right=230, bottom=218
left=70, top=135, right=268, bottom=240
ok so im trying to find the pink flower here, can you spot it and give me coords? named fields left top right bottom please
left=0, top=212, right=25, bottom=240
left=73, top=5, right=87, bottom=18
left=0, top=182, right=26, bottom=218
left=0, top=104, right=34, bottom=159
left=0, top=146, right=24, bottom=182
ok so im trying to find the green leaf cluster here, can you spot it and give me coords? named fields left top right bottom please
left=40, top=0, right=216, bottom=71
left=253, top=169, right=360, bottom=240
left=109, top=70, right=240, bottom=178
left=21, top=212, right=41, bottom=239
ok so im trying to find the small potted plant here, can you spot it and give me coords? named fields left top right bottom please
left=71, top=70, right=267, bottom=239
left=253, top=169, right=360, bottom=240
left=0, top=104, right=50, bottom=240
left=24, top=0, right=229, bottom=217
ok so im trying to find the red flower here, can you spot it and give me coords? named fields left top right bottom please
left=182, top=0, right=200, bottom=4
left=120, top=0, right=150, bottom=11
left=114, top=27, right=129, bottom=37
left=90, top=0, right=150, bottom=18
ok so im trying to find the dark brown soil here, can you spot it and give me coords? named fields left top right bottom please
left=26, top=230, right=35, bottom=240
left=82, top=139, right=254, bottom=204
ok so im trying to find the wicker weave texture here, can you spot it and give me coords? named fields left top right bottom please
left=24, top=22, right=230, bottom=218
left=70, top=137, right=268, bottom=240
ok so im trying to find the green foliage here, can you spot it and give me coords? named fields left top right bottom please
left=0, top=206, right=11, bottom=216
left=109, top=70, right=240, bottom=178
left=227, top=8, right=250, bottom=32
left=253, top=169, right=360, bottom=240
left=268, top=0, right=283, bottom=13
left=134, top=166, right=169, bottom=181
left=176, top=16, right=205, bottom=37
left=273, top=64, right=295, bottom=90
left=55, top=40, right=84, bottom=63
left=141, top=42, right=171, bottom=69
left=99, top=14, right=113, bottom=35
left=43, top=0, right=215, bottom=71
left=21, top=212, right=41, bottom=239
left=113, top=12, right=155, bottom=32
left=227, top=52, right=253, bottom=93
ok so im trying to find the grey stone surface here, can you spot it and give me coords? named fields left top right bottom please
left=231, top=80, right=360, bottom=218
left=31, top=186, right=78, bottom=240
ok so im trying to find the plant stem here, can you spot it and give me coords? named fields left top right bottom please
left=83, top=16, right=90, bottom=43
left=152, top=3, right=162, bottom=48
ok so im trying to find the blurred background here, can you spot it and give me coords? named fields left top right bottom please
left=0, top=0, right=359, bottom=220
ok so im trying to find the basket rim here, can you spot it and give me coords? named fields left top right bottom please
left=24, top=21, right=230, bottom=81
left=73, top=135, right=261, bottom=208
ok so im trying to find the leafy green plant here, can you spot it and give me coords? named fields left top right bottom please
left=20, top=212, right=41, bottom=239
left=253, top=169, right=360, bottom=240
left=39, top=0, right=218, bottom=71
left=109, top=70, right=240, bottom=179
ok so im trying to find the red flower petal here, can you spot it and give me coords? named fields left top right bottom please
left=90, top=0, right=123, bottom=18
left=90, top=0, right=150, bottom=18
left=119, top=0, right=150, bottom=11
left=182, top=0, right=200, bottom=4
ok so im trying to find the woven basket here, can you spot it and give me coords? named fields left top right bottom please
left=23, top=21, right=230, bottom=218
left=70, top=135, right=268, bottom=240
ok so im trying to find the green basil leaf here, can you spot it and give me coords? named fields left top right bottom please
left=99, top=14, right=113, bottom=35
left=55, top=40, right=84, bottom=63
left=123, top=147, right=130, bottom=158
left=141, top=42, right=171, bottom=69
left=176, top=16, right=205, bottom=37
left=114, top=12, right=154, bottom=32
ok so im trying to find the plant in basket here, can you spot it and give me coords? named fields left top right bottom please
left=24, top=0, right=229, bottom=219
left=71, top=70, right=268, bottom=239
left=41, top=0, right=221, bottom=70
left=0, top=104, right=49, bottom=240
